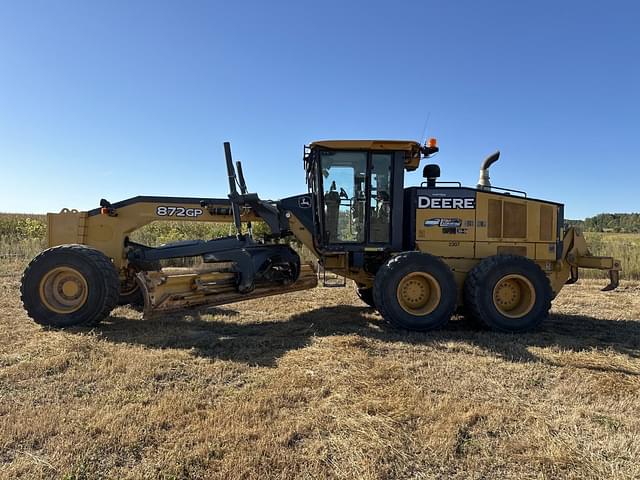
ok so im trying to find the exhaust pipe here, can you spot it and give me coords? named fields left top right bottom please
left=476, top=150, right=500, bottom=190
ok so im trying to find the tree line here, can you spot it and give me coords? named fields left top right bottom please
left=566, top=213, right=640, bottom=233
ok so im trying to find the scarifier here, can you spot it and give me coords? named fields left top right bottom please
left=21, top=140, right=621, bottom=332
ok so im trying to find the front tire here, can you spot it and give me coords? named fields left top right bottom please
left=21, top=245, right=120, bottom=328
left=373, top=252, right=457, bottom=331
left=464, top=255, right=552, bottom=332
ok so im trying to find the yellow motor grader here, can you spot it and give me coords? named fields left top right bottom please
left=21, top=140, right=620, bottom=332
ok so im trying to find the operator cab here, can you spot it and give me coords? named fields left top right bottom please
left=304, top=140, right=436, bottom=253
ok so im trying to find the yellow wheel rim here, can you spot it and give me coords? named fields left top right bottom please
left=396, top=272, right=441, bottom=315
left=39, top=266, right=88, bottom=314
left=492, top=274, right=536, bottom=318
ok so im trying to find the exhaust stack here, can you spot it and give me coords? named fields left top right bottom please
left=476, top=150, right=500, bottom=190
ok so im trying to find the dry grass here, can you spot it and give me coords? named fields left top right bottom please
left=583, top=232, right=640, bottom=279
left=1, top=260, right=639, bottom=479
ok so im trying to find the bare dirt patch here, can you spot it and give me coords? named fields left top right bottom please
left=1, top=268, right=639, bottom=479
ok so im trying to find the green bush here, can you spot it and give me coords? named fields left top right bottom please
left=0, top=215, right=47, bottom=240
left=129, top=221, right=272, bottom=246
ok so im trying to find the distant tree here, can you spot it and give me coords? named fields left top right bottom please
left=565, top=219, right=585, bottom=229
left=581, top=213, right=640, bottom=233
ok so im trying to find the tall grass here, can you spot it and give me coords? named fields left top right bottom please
left=0, top=214, right=48, bottom=273
left=582, top=232, right=640, bottom=279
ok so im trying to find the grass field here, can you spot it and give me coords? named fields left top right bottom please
left=1, top=214, right=639, bottom=478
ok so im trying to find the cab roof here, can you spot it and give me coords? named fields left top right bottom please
left=309, top=140, right=424, bottom=171
left=310, top=140, right=421, bottom=151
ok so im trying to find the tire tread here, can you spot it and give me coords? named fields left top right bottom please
left=464, top=254, right=552, bottom=332
left=20, top=244, right=120, bottom=327
left=373, top=251, right=456, bottom=331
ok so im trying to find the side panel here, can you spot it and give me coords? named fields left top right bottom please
left=48, top=211, right=88, bottom=246
left=410, top=188, right=562, bottom=262
left=280, top=193, right=322, bottom=260
left=414, top=188, right=476, bottom=258
left=407, top=187, right=566, bottom=300
left=475, top=191, right=560, bottom=261
left=411, top=188, right=477, bottom=302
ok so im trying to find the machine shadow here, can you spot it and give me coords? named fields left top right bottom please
left=96, top=305, right=640, bottom=370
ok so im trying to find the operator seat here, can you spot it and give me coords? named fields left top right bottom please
left=324, top=181, right=341, bottom=242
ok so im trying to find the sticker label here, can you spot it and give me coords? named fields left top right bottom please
left=425, top=218, right=462, bottom=228
left=156, top=206, right=204, bottom=217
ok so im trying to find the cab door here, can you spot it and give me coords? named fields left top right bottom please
left=316, top=149, right=402, bottom=250
left=367, top=152, right=393, bottom=244
left=319, top=150, right=368, bottom=244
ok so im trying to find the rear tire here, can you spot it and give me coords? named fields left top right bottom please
left=464, top=255, right=552, bottom=332
left=373, top=252, right=456, bottom=331
left=21, top=245, right=120, bottom=328
left=355, top=284, right=375, bottom=307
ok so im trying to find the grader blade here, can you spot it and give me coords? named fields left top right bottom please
left=137, top=263, right=318, bottom=318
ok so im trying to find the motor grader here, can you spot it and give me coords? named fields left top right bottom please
left=21, top=139, right=620, bottom=332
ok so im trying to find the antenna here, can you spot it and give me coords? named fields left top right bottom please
left=420, top=111, right=431, bottom=143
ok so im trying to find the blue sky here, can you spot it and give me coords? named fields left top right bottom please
left=1, top=0, right=638, bottom=218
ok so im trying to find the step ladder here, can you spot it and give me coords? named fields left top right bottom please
left=318, top=253, right=348, bottom=287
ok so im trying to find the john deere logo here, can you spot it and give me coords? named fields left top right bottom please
left=418, top=196, right=475, bottom=209
left=298, top=196, right=311, bottom=208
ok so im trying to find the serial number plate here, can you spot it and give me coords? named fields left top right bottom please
left=156, top=206, right=204, bottom=217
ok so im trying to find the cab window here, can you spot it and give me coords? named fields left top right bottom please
left=369, top=153, right=392, bottom=243
left=320, top=151, right=367, bottom=243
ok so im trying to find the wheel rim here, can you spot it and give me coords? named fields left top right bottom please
left=492, top=274, right=536, bottom=318
left=396, top=272, right=441, bottom=315
left=39, top=266, right=88, bottom=314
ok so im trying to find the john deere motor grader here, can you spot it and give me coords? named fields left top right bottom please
left=21, top=140, right=620, bottom=332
